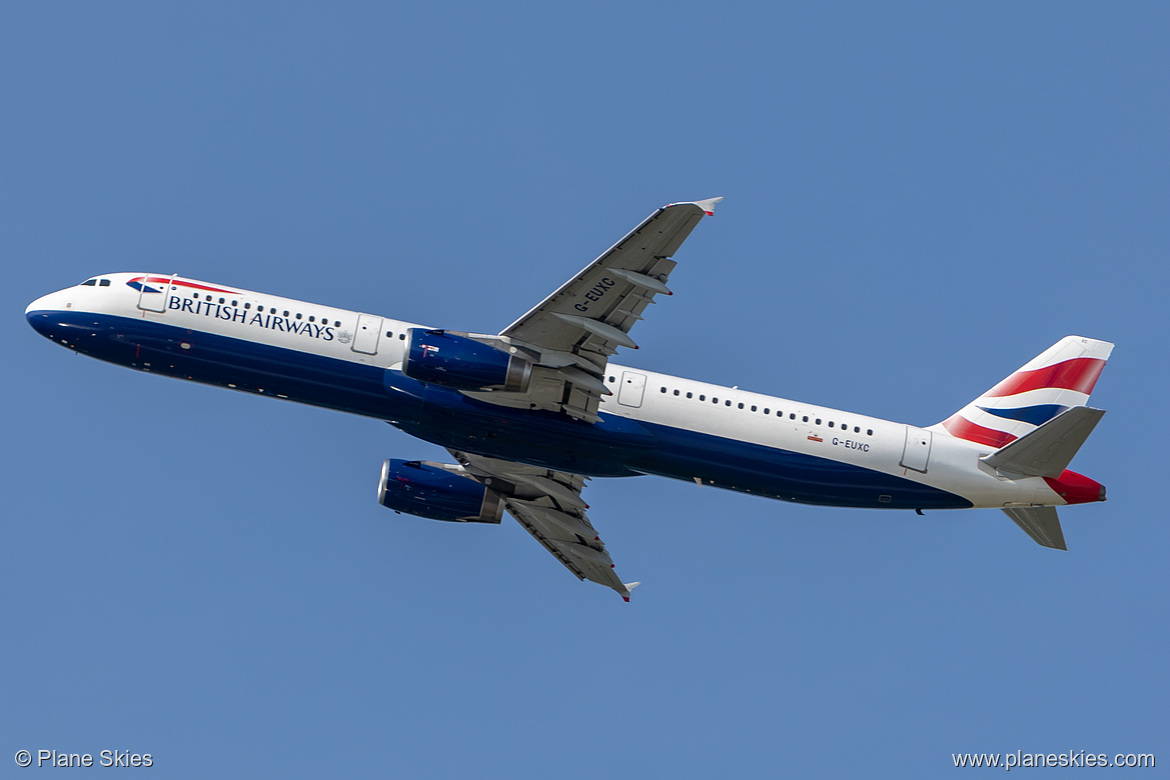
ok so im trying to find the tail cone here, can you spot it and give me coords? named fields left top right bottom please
left=1044, top=470, right=1105, bottom=505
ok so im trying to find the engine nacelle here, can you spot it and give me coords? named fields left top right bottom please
left=377, top=459, right=504, bottom=523
left=401, top=329, right=530, bottom=391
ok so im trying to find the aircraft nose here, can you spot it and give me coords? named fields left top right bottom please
left=26, top=293, right=64, bottom=339
left=26, top=293, right=53, bottom=314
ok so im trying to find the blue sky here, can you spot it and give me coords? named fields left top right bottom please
left=3, top=3, right=1167, bottom=776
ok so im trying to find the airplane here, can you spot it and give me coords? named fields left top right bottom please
left=26, top=198, right=1113, bottom=600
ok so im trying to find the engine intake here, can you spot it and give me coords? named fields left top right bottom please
left=402, top=329, right=530, bottom=391
left=377, top=459, right=503, bottom=523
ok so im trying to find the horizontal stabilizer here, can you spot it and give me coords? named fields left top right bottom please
left=1002, top=506, right=1067, bottom=550
left=980, top=406, right=1105, bottom=478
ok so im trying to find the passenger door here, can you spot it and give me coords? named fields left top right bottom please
left=136, top=274, right=175, bottom=313
left=900, top=427, right=933, bottom=473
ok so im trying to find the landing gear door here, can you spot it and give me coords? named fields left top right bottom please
left=352, top=314, right=383, bottom=355
left=136, top=274, right=175, bottom=313
left=900, top=427, right=932, bottom=473
left=617, top=371, right=646, bottom=408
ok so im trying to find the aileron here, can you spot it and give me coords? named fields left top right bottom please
left=476, top=199, right=719, bottom=423
left=449, top=449, right=636, bottom=600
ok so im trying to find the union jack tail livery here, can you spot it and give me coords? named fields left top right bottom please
left=936, top=336, right=1113, bottom=450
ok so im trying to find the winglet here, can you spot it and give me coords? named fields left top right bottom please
left=621, top=581, right=642, bottom=602
left=665, top=197, right=724, bottom=216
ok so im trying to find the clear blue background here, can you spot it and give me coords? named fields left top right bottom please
left=3, top=3, right=1166, bottom=777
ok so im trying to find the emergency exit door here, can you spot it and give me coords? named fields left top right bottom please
left=351, top=314, right=383, bottom=355
left=617, top=371, right=646, bottom=407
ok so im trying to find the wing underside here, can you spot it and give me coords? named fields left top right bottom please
left=460, top=198, right=721, bottom=423
left=448, top=450, right=639, bottom=600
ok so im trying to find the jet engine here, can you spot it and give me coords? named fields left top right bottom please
left=377, top=459, right=503, bottom=523
left=402, top=329, right=531, bottom=391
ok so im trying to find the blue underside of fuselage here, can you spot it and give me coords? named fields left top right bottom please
left=27, top=309, right=972, bottom=510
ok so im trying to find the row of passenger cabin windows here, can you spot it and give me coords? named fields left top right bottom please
left=648, top=383, right=874, bottom=436
left=81, top=278, right=111, bottom=286
left=192, top=293, right=342, bottom=327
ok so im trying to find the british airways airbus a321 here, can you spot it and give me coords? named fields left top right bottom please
left=26, top=199, right=1113, bottom=600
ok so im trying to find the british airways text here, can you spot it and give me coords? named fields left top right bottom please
left=168, top=296, right=335, bottom=340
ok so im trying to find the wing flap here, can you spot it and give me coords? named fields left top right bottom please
left=506, top=498, right=628, bottom=594
left=501, top=199, right=719, bottom=351
left=468, top=199, right=718, bottom=422
left=448, top=450, right=636, bottom=599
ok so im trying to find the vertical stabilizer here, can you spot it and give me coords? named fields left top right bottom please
left=932, top=336, right=1113, bottom=449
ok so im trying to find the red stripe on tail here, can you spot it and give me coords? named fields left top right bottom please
left=984, top=358, right=1106, bottom=398
left=942, top=416, right=1018, bottom=448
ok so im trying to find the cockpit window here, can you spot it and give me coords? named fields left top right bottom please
left=80, top=279, right=97, bottom=286
left=99, top=279, right=110, bottom=287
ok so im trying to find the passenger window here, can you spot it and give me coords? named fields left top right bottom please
left=686, top=392, right=693, bottom=399
left=828, top=421, right=834, bottom=428
left=699, top=395, right=705, bottom=401
left=737, top=402, right=743, bottom=409
left=815, top=418, right=822, bottom=425
left=245, top=303, right=251, bottom=310
left=231, top=300, right=238, bottom=306
left=673, top=389, right=680, bottom=396
left=399, top=333, right=405, bottom=340
left=296, top=313, right=302, bottom=320
left=802, top=416, right=809, bottom=422
left=608, top=376, right=615, bottom=383
left=867, top=429, right=874, bottom=436
left=763, top=408, right=770, bottom=414
left=219, top=298, right=225, bottom=304
left=790, top=413, right=796, bottom=420
left=99, top=279, right=111, bottom=287
left=283, top=310, right=289, bottom=317
left=751, top=405, right=757, bottom=412
left=854, top=426, right=860, bottom=433
left=660, top=387, right=666, bottom=393
left=725, top=400, right=731, bottom=406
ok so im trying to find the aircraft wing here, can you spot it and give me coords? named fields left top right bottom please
left=461, top=198, right=721, bottom=422
left=448, top=449, right=640, bottom=600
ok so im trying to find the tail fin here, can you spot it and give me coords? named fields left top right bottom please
left=933, top=336, right=1114, bottom=449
